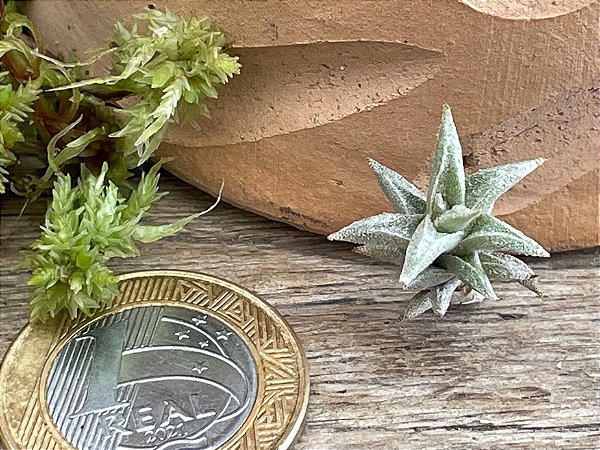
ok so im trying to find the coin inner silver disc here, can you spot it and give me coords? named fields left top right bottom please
left=45, top=305, right=258, bottom=450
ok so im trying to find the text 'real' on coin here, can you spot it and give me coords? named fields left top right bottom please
left=0, top=271, right=309, bottom=450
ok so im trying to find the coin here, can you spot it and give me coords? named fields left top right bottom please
left=0, top=271, right=309, bottom=450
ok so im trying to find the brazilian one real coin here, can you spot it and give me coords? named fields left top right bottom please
left=0, top=271, right=309, bottom=450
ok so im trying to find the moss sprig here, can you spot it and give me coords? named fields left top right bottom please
left=0, top=4, right=237, bottom=321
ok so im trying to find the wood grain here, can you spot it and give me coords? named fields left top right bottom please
left=1, top=174, right=599, bottom=450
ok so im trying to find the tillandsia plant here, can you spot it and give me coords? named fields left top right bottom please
left=328, top=105, right=549, bottom=319
left=0, top=2, right=240, bottom=321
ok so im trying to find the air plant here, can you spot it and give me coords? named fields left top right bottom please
left=328, top=105, right=548, bottom=319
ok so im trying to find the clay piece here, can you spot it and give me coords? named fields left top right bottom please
left=25, top=0, right=600, bottom=251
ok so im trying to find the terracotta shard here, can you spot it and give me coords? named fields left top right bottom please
left=24, top=0, right=600, bottom=251
left=460, top=0, right=597, bottom=19
left=169, top=41, right=445, bottom=147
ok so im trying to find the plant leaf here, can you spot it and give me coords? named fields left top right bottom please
left=46, top=116, right=83, bottom=173
left=466, top=158, right=545, bottom=213
left=56, top=127, right=104, bottom=167
left=432, top=192, right=447, bottom=217
left=354, top=244, right=406, bottom=265
left=31, top=47, right=117, bottom=68
left=4, top=10, right=42, bottom=46
left=151, top=62, right=175, bottom=88
left=431, top=278, right=462, bottom=317
left=455, top=214, right=549, bottom=257
left=354, top=245, right=454, bottom=290
left=405, top=267, right=454, bottom=290
left=479, top=252, right=535, bottom=280
left=437, top=252, right=497, bottom=300
left=132, top=182, right=222, bottom=243
left=403, top=289, right=435, bottom=320
left=434, top=204, right=480, bottom=233
left=48, top=45, right=157, bottom=92
left=403, top=278, right=461, bottom=319
left=354, top=244, right=453, bottom=290
left=480, top=252, right=542, bottom=295
left=328, top=213, right=423, bottom=248
left=399, top=214, right=464, bottom=285
left=426, top=104, right=465, bottom=215
left=518, top=278, right=542, bottom=296
left=368, top=158, right=426, bottom=214
left=132, top=213, right=199, bottom=243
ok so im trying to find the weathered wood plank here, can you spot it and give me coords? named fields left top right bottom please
left=1, top=174, right=599, bottom=449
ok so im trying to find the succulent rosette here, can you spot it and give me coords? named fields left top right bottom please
left=329, top=105, right=549, bottom=319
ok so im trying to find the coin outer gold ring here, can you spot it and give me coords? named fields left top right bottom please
left=0, top=270, right=309, bottom=450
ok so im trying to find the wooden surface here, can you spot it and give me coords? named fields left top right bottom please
left=1, top=174, right=599, bottom=449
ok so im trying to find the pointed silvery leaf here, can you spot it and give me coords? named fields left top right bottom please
left=480, top=252, right=542, bottom=295
left=368, top=159, right=426, bottom=214
left=426, top=104, right=466, bottom=214
left=405, top=267, right=454, bottom=290
left=455, top=214, right=549, bottom=257
left=466, top=158, right=545, bottom=213
left=328, top=213, right=423, bottom=247
left=399, top=214, right=464, bottom=285
left=431, top=278, right=462, bottom=317
left=354, top=244, right=406, bottom=266
left=519, top=278, right=542, bottom=296
left=479, top=252, right=535, bottom=280
left=403, top=290, right=434, bottom=320
left=434, top=204, right=480, bottom=233
left=432, top=193, right=447, bottom=217
left=437, top=252, right=497, bottom=300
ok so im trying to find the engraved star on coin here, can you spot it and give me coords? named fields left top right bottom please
left=192, top=315, right=207, bottom=326
left=216, top=330, right=233, bottom=341
left=199, top=340, right=209, bottom=348
left=98, top=412, right=132, bottom=437
left=192, top=363, right=208, bottom=375
left=175, top=330, right=190, bottom=340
